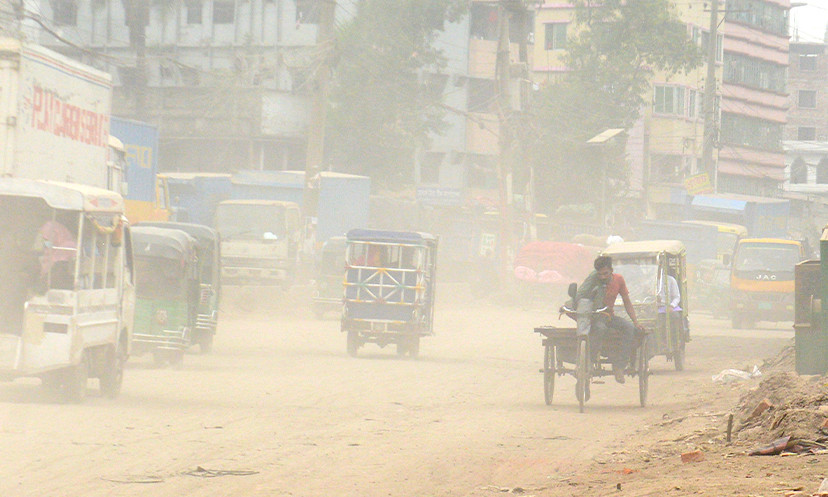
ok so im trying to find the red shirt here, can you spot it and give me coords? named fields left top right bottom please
left=603, top=273, right=629, bottom=313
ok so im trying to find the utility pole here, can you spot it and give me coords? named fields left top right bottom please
left=496, top=1, right=515, bottom=279
left=702, top=0, right=719, bottom=192
left=304, top=0, right=336, bottom=219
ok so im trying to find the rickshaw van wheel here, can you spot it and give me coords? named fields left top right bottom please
left=543, top=344, right=556, bottom=406
left=638, top=338, right=649, bottom=408
left=63, top=354, right=89, bottom=403
left=575, top=340, right=588, bottom=413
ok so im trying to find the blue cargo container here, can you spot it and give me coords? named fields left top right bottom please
left=230, top=170, right=370, bottom=242
left=160, top=172, right=233, bottom=226
left=110, top=116, right=159, bottom=222
left=690, top=194, right=790, bottom=238
left=635, top=220, right=718, bottom=265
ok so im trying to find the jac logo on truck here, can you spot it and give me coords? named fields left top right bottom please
left=755, top=274, right=777, bottom=281
left=29, top=84, right=109, bottom=147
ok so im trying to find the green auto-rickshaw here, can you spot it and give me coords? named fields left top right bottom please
left=131, top=226, right=199, bottom=365
left=138, top=222, right=221, bottom=353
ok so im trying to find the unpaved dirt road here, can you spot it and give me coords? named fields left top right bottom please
left=0, top=286, right=794, bottom=496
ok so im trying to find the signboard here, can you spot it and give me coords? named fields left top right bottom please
left=416, top=186, right=463, bottom=206
left=684, top=173, right=714, bottom=195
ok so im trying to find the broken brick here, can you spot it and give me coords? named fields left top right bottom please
left=681, top=450, right=704, bottom=463
left=749, top=398, right=773, bottom=419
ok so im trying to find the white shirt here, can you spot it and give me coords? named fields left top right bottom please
left=658, top=275, right=681, bottom=308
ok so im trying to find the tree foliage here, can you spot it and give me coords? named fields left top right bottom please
left=529, top=0, right=702, bottom=209
left=328, top=0, right=466, bottom=188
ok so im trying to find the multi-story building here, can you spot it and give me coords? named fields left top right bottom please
left=14, top=0, right=343, bottom=172
left=717, top=0, right=790, bottom=197
left=786, top=39, right=828, bottom=142
left=532, top=1, right=720, bottom=220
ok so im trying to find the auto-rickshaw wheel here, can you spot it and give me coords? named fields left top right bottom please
left=100, top=340, right=126, bottom=399
left=346, top=331, right=360, bottom=357
left=575, top=339, right=588, bottom=413
left=673, top=338, right=686, bottom=372
left=543, top=344, right=556, bottom=405
left=638, top=337, right=649, bottom=408
left=63, top=353, right=89, bottom=403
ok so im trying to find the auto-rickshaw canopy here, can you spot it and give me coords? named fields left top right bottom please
left=602, top=240, right=686, bottom=257
left=132, top=226, right=196, bottom=261
left=0, top=178, right=124, bottom=213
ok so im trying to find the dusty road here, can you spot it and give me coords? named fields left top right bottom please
left=0, top=286, right=794, bottom=497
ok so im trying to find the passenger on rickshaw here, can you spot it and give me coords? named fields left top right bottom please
left=575, top=256, right=644, bottom=384
left=658, top=269, right=689, bottom=341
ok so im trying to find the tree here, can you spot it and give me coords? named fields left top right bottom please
left=328, top=0, right=466, bottom=188
left=528, top=0, right=702, bottom=210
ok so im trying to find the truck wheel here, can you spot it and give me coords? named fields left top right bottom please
left=100, top=342, right=126, bottom=399
left=63, top=354, right=89, bottom=403
left=199, top=334, right=214, bottom=354
left=169, top=350, right=185, bottom=367
left=406, top=336, right=420, bottom=359
left=346, top=331, right=360, bottom=357
left=731, top=312, right=743, bottom=329
left=152, top=350, right=167, bottom=367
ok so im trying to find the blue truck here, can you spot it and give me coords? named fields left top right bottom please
left=158, top=172, right=233, bottom=226
left=110, top=116, right=167, bottom=223
left=690, top=193, right=790, bottom=238
left=231, top=170, right=371, bottom=243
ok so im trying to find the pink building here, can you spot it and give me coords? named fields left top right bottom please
left=717, top=0, right=791, bottom=196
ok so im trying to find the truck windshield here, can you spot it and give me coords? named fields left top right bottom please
left=734, top=243, right=800, bottom=273
left=717, top=232, right=739, bottom=257
left=215, top=204, right=286, bottom=240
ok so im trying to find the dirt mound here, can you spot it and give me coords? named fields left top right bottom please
left=735, top=372, right=828, bottom=446
left=759, top=342, right=795, bottom=374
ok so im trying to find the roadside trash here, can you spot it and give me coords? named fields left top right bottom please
left=680, top=450, right=704, bottom=463
left=748, top=436, right=791, bottom=456
left=712, top=366, right=762, bottom=383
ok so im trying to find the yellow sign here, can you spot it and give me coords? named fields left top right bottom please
left=684, top=173, right=713, bottom=195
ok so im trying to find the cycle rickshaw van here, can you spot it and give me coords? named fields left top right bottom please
left=601, top=239, right=689, bottom=370
left=0, top=179, right=134, bottom=402
left=312, top=235, right=347, bottom=319
left=131, top=226, right=199, bottom=365
left=138, top=222, right=221, bottom=353
left=341, top=229, right=438, bottom=358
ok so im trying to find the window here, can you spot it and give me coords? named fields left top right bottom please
left=213, top=1, right=234, bottom=24
left=654, top=85, right=685, bottom=116
left=818, top=158, right=828, bottom=184
left=798, top=127, right=816, bottom=141
left=52, top=0, right=77, bottom=26
left=544, top=23, right=567, bottom=50
left=728, top=0, right=788, bottom=35
left=295, top=0, right=319, bottom=24
left=688, top=90, right=697, bottom=118
left=720, top=112, right=782, bottom=151
left=790, top=158, right=807, bottom=184
left=186, top=1, right=202, bottom=24
left=800, top=54, right=818, bottom=71
left=723, top=52, right=786, bottom=92
left=798, top=90, right=817, bottom=109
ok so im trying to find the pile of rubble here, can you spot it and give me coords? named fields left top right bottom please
left=735, top=371, right=828, bottom=455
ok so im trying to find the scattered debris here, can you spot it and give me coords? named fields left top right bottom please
left=680, top=450, right=704, bottom=463
left=181, top=466, right=258, bottom=478
left=712, top=366, right=762, bottom=383
left=748, top=436, right=791, bottom=456
left=100, top=474, right=164, bottom=484
left=815, top=478, right=828, bottom=497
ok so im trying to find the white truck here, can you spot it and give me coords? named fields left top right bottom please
left=0, top=37, right=122, bottom=190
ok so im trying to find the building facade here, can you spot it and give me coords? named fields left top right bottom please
left=717, top=0, right=790, bottom=197
left=13, top=0, right=347, bottom=172
left=786, top=40, right=828, bottom=142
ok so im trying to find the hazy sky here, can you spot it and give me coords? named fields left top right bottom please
left=790, top=0, right=828, bottom=43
